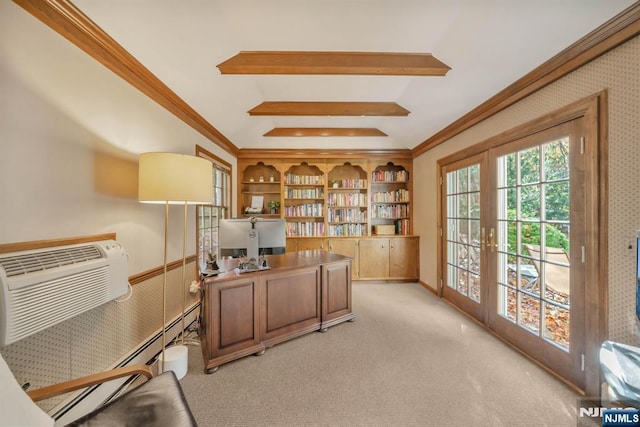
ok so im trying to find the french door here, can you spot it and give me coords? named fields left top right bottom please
left=441, top=118, right=586, bottom=389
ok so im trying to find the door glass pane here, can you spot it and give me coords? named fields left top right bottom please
left=445, top=164, right=481, bottom=303
left=496, top=137, right=571, bottom=351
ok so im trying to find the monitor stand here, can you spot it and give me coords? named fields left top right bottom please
left=246, top=228, right=259, bottom=269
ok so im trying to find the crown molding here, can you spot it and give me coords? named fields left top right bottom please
left=13, top=0, right=239, bottom=156
left=412, top=2, right=640, bottom=157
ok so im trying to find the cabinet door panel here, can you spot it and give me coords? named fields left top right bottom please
left=358, top=238, right=389, bottom=278
left=328, top=238, right=359, bottom=279
left=296, top=238, right=327, bottom=251
left=322, top=261, right=353, bottom=328
left=210, top=278, right=260, bottom=356
left=389, top=237, right=419, bottom=279
left=285, top=238, right=298, bottom=253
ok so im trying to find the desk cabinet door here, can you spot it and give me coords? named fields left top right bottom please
left=208, top=278, right=260, bottom=356
left=322, top=261, right=352, bottom=326
left=260, top=266, right=321, bottom=346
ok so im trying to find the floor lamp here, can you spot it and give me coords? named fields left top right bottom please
left=138, top=153, right=212, bottom=378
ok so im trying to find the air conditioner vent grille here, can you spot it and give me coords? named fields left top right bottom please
left=0, top=246, right=103, bottom=277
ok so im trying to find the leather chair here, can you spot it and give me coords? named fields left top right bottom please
left=1, top=353, right=197, bottom=426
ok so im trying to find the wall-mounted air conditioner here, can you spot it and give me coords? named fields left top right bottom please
left=0, top=240, right=128, bottom=346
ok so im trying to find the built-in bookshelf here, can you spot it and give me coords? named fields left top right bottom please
left=371, top=162, right=410, bottom=235
left=236, top=157, right=412, bottom=237
left=283, top=163, right=325, bottom=237
left=327, top=163, right=368, bottom=237
left=239, top=162, right=281, bottom=217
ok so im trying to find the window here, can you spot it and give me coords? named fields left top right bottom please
left=196, top=146, right=231, bottom=268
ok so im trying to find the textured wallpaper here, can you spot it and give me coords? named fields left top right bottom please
left=0, top=261, right=198, bottom=413
left=414, top=35, right=640, bottom=345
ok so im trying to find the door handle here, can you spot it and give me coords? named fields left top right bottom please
left=480, top=228, right=486, bottom=251
left=489, top=228, right=498, bottom=252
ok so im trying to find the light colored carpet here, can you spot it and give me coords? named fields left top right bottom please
left=179, top=282, right=578, bottom=426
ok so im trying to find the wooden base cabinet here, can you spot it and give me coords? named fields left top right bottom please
left=287, top=236, right=419, bottom=281
left=327, top=238, right=359, bottom=279
left=359, top=237, right=419, bottom=280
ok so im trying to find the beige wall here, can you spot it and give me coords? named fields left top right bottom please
left=414, top=35, right=640, bottom=345
left=0, top=4, right=235, bottom=415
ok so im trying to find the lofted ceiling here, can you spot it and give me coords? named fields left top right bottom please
left=4, top=0, right=638, bottom=155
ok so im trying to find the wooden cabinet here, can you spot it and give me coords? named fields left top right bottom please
left=286, top=235, right=418, bottom=281
left=294, top=237, right=327, bottom=251
left=327, top=238, right=360, bottom=279
left=389, top=237, right=419, bottom=279
left=358, top=238, right=390, bottom=278
left=359, top=236, right=419, bottom=280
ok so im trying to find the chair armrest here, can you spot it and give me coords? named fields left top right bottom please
left=27, top=365, right=153, bottom=402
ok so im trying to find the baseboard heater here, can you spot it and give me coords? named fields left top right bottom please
left=51, top=304, right=199, bottom=426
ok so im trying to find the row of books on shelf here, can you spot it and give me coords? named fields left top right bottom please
left=327, top=192, right=367, bottom=207
left=394, top=219, right=410, bottom=235
left=284, top=174, right=324, bottom=185
left=371, top=189, right=410, bottom=203
left=327, top=208, right=367, bottom=223
left=285, top=187, right=324, bottom=198
left=285, top=222, right=326, bottom=237
left=371, top=170, right=408, bottom=182
left=327, top=224, right=367, bottom=237
left=284, top=203, right=324, bottom=217
left=330, top=178, right=367, bottom=189
left=372, top=204, right=409, bottom=219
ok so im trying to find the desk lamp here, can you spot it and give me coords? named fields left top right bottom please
left=138, top=153, right=212, bottom=377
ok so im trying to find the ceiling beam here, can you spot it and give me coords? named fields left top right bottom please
left=218, top=51, right=451, bottom=76
left=248, top=101, right=410, bottom=117
left=264, top=128, right=387, bottom=137
left=237, top=148, right=412, bottom=160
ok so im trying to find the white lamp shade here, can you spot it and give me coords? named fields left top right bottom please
left=138, top=153, right=213, bottom=204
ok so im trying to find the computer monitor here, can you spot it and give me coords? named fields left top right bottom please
left=218, top=218, right=286, bottom=259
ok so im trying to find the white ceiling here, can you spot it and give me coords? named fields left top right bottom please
left=4, top=1, right=638, bottom=153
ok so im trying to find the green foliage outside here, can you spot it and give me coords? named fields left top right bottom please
left=506, top=214, right=570, bottom=254
left=505, top=140, right=570, bottom=254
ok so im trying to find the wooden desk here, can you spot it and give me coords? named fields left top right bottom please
left=200, top=250, right=354, bottom=373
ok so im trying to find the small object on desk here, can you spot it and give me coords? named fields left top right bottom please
left=206, top=252, right=219, bottom=271
left=201, top=269, right=222, bottom=277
